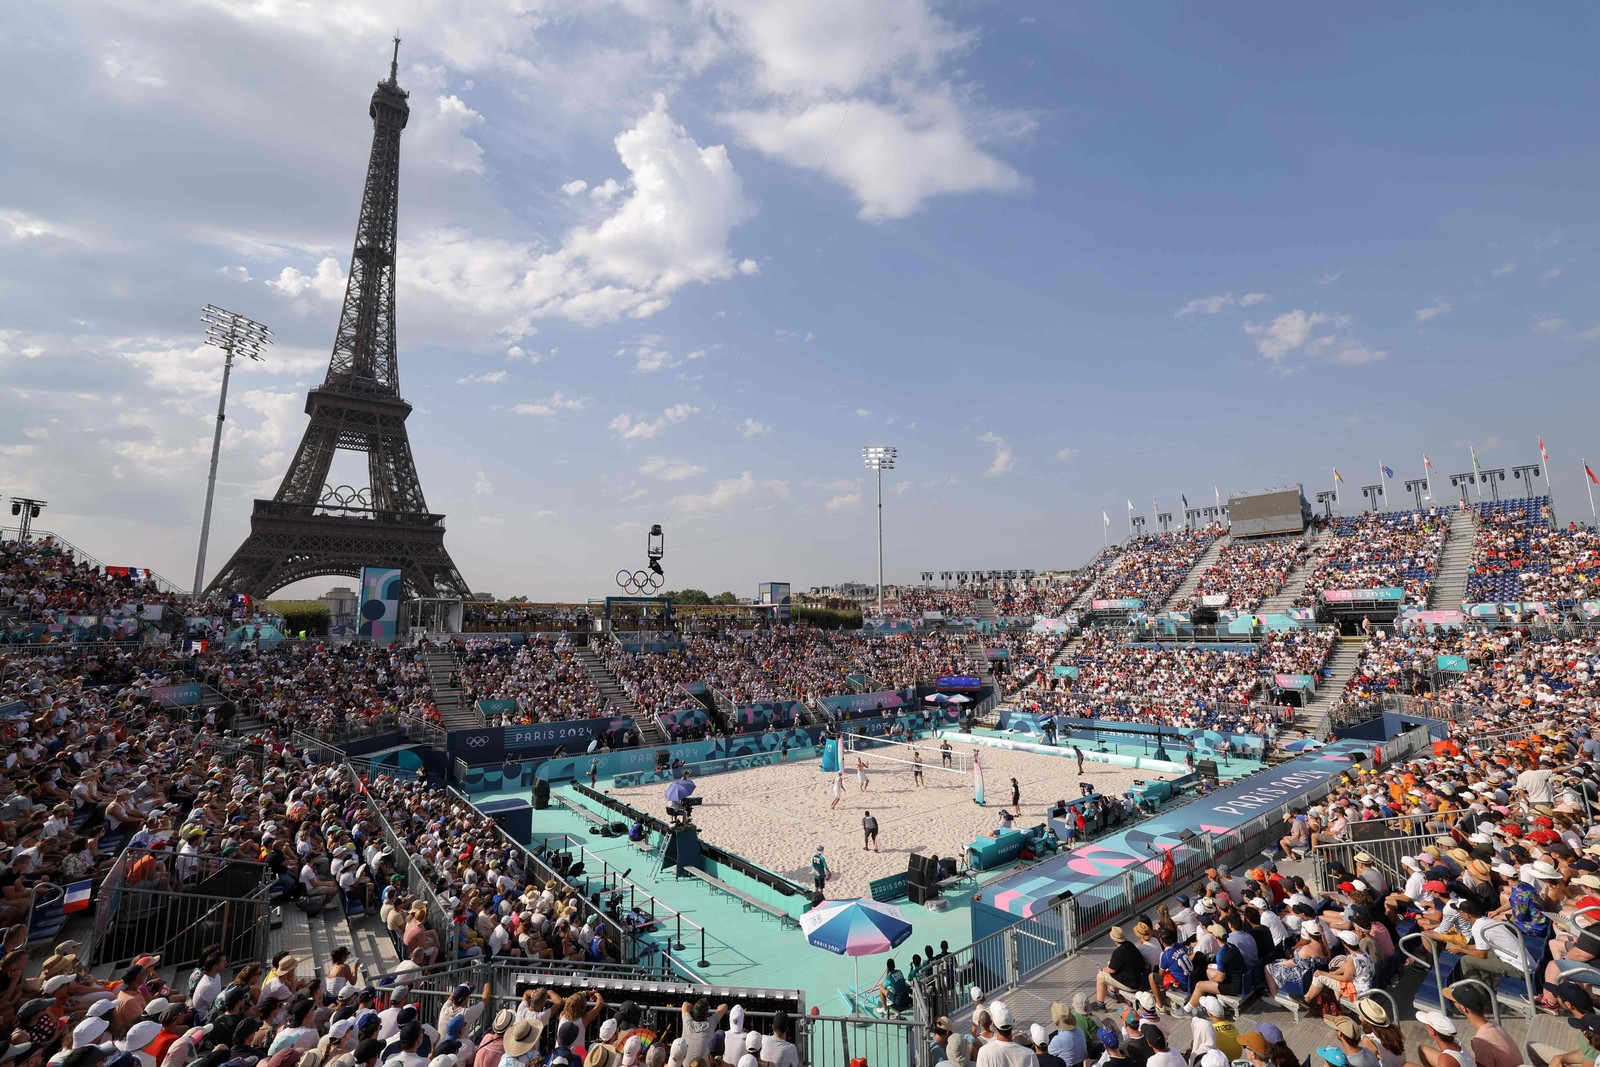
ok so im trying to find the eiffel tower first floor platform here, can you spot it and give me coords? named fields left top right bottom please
left=205, top=500, right=471, bottom=599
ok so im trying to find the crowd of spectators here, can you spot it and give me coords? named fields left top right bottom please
left=984, top=632, right=1070, bottom=695
left=200, top=642, right=438, bottom=737
left=1187, top=537, right=1311, bottom=612
left=1297, top=508, right=1447, bottom=607
left=1022, top=628, right=1328, bottom=734
left=1466, top=499, right=1600, bottom=605
left=452, top=638, right=603, bottom=727
left=1096, top=530, right=1223, bottom=606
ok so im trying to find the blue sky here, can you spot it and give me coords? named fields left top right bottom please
left=1, top=2, right=1597, bottom=599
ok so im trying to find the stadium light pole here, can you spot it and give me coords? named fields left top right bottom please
left=9, top=497, right=46, bottom=542
left=862, top=446, right=897, bottom=617
left=1404, top=478, right=1428, bottom=510
left=1360, top=484, right=1383, bottom=511
left=1512, top=464, right=1542, bottom=499
left=194, top=305, right=272, bottom=596
left=1450, top=472, right=1476, bottom=506
left=1315, top=490, right=1336, bottom=517
left=1480, top=468, right=1506, bottom=502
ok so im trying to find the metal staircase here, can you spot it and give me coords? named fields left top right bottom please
left=1428, top=508, right=1477, bottom=610
left=972, top=595, right=1000, bottom=625
left=574, top=639, right=665, bottom=746
left=419, top=646, right=482, bottom=730
left=1162, top=535, right=1229, bottom=610
left=1287, top=636, right=1365, bottom=741
left=1259, top=527, right=1332, bottom=614
left=1069, top=549, right=1123, bottom=610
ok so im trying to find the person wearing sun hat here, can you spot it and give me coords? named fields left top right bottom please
left=1091, top=927, right=1146, bottom=1010
left=1320, top=1016, right=1374, bottom=1067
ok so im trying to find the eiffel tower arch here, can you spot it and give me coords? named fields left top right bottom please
left=206, top=40, right=470, bottom=600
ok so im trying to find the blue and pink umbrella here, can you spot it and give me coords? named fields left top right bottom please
left=800, top=897, right=912, bottom=1012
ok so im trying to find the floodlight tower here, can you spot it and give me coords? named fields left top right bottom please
left=194, top=305, right=272, bottom=596
left=862, top=445, right=897, bottom=617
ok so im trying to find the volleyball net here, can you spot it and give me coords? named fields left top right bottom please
left=842, top=732, right=973, bottom=776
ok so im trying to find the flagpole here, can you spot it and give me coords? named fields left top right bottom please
left=1424, top=456, right=1433, bottom=503
left=1542, top=442, right=1555, bottom=522
left=1378, top=462, right=1386, bottom=511
left=1587, top=459, right=1596, bottom=520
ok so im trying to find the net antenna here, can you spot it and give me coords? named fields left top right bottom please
left=842, top=732, right=973, bottom=775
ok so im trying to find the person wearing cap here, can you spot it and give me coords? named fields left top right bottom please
left=1413, top=1010, right=1469, bottom=1067
left=117, top=1020, right=163, bottom=1067
left=1188, top=997, right=1240, bottom=1063
left=758, top=1012, right=799, bottom=1067
left=1091, top=927, right=1147, bottom=1011
left=1303, top=929, right=1374, bottom=1009
left=1443, top=984, right=1518, bottom=1067
left=719, top=1006, right=749, bottom=1067
left=974, top=1002, right=1035, bottom=1067
left=1429, top=896, right=1530, bottom=981
left=1537, top=1013, right=1600, bottom=1067
left=1321, top=1016, right=1375, bottom=1067
left=436, top=985, right=491, bottom=1043
left=384, top=1021, right=429, bottom=1067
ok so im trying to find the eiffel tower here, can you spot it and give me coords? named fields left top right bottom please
left=207, top=40, right=470, bottom=600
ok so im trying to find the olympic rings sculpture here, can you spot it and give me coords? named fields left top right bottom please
left=616, top=569, right=664, bottom=594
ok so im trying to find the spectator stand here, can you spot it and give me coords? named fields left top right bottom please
left=87, top=845, right=273, bottom=971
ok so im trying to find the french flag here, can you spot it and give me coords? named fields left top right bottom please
left=61, top=881, right=92, bottom=913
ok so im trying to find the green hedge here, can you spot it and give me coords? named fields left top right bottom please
left=793, top=606, right=862, bottom=630
left=263, top=600, right=331, bottom=636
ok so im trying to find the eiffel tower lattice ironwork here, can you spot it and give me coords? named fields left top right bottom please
left=206, top=39, right=470, bottom=600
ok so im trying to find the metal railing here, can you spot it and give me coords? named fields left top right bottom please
left=398, top=711, right=447, bottom=749
left=89, top=848, right=271, bottom=970
left=913, top=728, right=1443, bottom=1015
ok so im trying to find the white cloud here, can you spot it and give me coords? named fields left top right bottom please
left=893, top=481, right=913, bottom=496
left=712, top=0, right=1029, bottom=219
left=737, top=259, right=760, bottom=275
left=456, top=370, right=508, bottom=384
left=624, top=342, right=680, bottom=373
left=1175, top=292, right=1267, bottom=317
left=1575, top=324, right=1600, bottom=341
left=740, top=418, right=771, bottom=437
left=590, top=178, right=624, bottom=203
left=1055, top=447, right=1078, bottom=461
left=1413, top=299, right=1451, bottom=322
left=473, top=469, right=494, bottom=495
left=266, top=256, right=346, bottom=300
left=609, top=402, right=698, bottom=440
left=854, top=408, right=872, bottom=418
left=420, top=95, right=486, bottom=175
left=511, top=391, right=587, bottom=416
left=1536, top=316, right=1568, bottom=333
left=384, top=97, right=752, bottom=335
left=640, top=455, right=707, bottom=481
left=561, top=180, right=589, bottom=196
left=1491, top=261, right=1517, bottom=277
left=1542, top=266, right=1565, bottom=282
left=533, top=509, right=559, bottom=519
left=825, top=492, right=863, bottom=510
left=1536, top=230, right=1563, bottom=250
left=506, top=347, right=547, bottom=363
left=1317, top=270, right=1345, bottom=285
left=1243, top=309, right=1386, bottom=370
left=217, top=265, right=252, bottom=283
left=979, top=431, right=1014, bottom=477
left=672, top=471, right=789, bottom=515
left=726, top=91, right=1026, bottom=220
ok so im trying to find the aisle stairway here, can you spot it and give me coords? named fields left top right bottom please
left=1287, top=636, right=1365, bottom=741
left=575, top=641, right=665, bottom=746
left=1259, top=527, right=1332, bottom=614
left=1068, top=549, right=1123, bottom=610
left=1162, top=535, right=1229, bottom=610
left=420, top=646, right=482, bottom=730
left=972, top=595, right=1000, bottom=625
left=1428, top=508, right=1477, bottom=610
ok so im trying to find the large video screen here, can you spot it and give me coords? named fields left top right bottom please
left=1228, top=488, right=1307, bottom=537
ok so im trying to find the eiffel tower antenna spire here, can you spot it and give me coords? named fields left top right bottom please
left=205, top=44, right=469, bottom=600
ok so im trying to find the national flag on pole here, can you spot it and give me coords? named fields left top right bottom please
left=1127, top=500, right=1135, bottom=511
left=1181, top=493, right=1189, bottom=509
left=1102, top=510, right=1110, bottom=525
left=1332, top=468, right=1344, bottom=483
left=1381, top=464, right=1395, bottom=479
left=1587, top=464, right=1599, bottom=485
left=1540, top=437, right=1549, bottom=462
left=1471, top=447, right=1482, bottom=475
left=1423, top=454, right=1433, bottom=469
left=61, top=880, right=92, bottom=913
